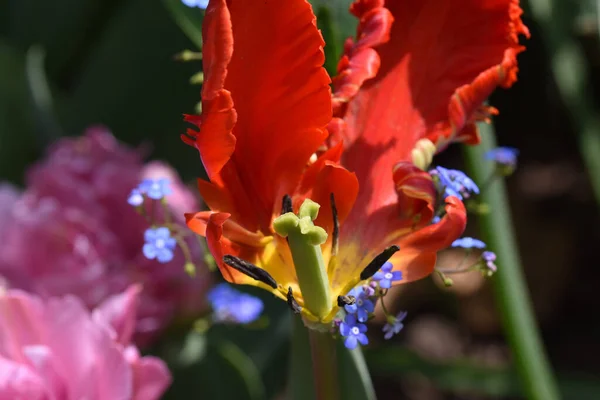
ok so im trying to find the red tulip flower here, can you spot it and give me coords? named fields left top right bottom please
left=183, top=0, right=528, bottom=323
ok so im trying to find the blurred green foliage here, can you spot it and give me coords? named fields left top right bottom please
left=0, top=0, right=203, bottom=184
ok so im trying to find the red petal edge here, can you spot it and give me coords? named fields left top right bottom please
left=392, top=196, right=467, bottom=283
left=330, top=0, right=393, bottom=116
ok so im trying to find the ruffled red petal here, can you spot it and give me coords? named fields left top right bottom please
left=182, top=0, right=236, bottom=179
left=185, top=0, right=333, bottom=235
left=341, top=0, right=529, bottom=156
left=331, top=0, right=393, bottom=116
left=202, top=212, right=252, bottom=284
left=390, top=196, right=467, bottom=283
left=392, top=162, right=436, bottom=224
left=338, top=0, right=528, bottom=232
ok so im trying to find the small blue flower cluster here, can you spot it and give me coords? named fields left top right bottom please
left=451, top=237, right=486, bottom=249
left=338, top=261, right=406, bottom=349
left=208, top=283, right=264, bottom=324
left=486, top=146, right=519, bottom=168
left=482, top=251, right=497, bottom=273
left=430, top=166, right=479, bottom=200
left=128, top=179, right=179, bottom=264
left=383, top=311, right=408, bottom=340
left=181, top=0, right=209, bottom=9
left=128, top=178, right=172, bottom=206
left=451, top=236, right=497, bottom=274
left=343, top=287, right=375, bottom=323
left=143, top=227, right=177, bottom=263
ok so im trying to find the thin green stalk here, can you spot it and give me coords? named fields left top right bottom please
left=526, top=0, right=600, bottom=205
left=463, top=122, right=559, bottom=400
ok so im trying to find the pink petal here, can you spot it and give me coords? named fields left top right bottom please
left=22, top=345, right=67, bottom=398
left=93, top=284, right=142, bottom=345
left=0, top=290, right=47, bottom=362
left=130, top=355, right=172, bottom=400
left=43, top=295, right=133, bottom=400
left=0, top=356, right=50, bottom=399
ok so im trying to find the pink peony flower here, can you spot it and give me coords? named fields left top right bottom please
left=0, top=285, right=171, bottom=399
left=0, top=126, right=210, bottom=345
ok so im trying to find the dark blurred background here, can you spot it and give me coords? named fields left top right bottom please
left=2, top=0, right=600, bottom=399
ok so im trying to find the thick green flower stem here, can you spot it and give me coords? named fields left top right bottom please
left=309, top=329, right=339, bottom=400
left=274, top=199, right=332, bottom=319
left=290, top=316, right=340, bottom=400
left=463, top=123, right=560, bottom=400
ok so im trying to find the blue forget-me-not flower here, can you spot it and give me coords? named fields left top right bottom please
left=485, top=147, right=519, bottom=168
left=208, top=283, right=264, bottom=324
left=344, top=286, right=375, bottom=322
left=451, top=237, right=486, bottom=249
left=372, top=261, right=403, bottom=289
left=143, top=227, right=177, bottom=263
left=383, top=311, right=408, bottom=340
left=339, top=314, right=368, bottom=349
left=138, top=178, right=172, bottom=200
left=431, top=166, right=479, bottom=200
left=182, top=0, right=209, bottom=9
left=127, top=188, right=144, bottom=206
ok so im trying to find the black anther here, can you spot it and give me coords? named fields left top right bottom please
left=223, top=255, right=278, bottom=289
left=359, top=245, right=400, bottom=280
left=281, top=194, right=293, bottom=215
left=287, top=287, right=302, bottom=314
left=330, top=193, right=339, bottom=256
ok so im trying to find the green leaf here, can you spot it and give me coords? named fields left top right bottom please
left=163, top=333, right=265, bottom=400
left=162, top=0, right=205, bottom=50
left=0, top=41, right=39, bottom=182
left=25, top=46, right=65, bottom=145
left=315, top=5, right=342, bottom=76
left=7, top=0, right=122, bottom=81
left=310, top=0, right=356, bottom=44
left=60, top=0, right=202, bottom=179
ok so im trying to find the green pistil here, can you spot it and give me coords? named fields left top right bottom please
left=273, top=199, right=332, bottom=319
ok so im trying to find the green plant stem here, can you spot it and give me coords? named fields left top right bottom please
left=309, top=329, right=339, bottom=400
left=463, top=123, right=559, bottom=400
left=290, top=316, right=340, bottom=400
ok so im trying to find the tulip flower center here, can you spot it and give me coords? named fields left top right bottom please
left=273, top=199, right=332, bottom=320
